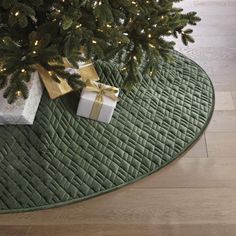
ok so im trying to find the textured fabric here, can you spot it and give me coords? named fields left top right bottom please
left=0, top=51, right=215, bottom=213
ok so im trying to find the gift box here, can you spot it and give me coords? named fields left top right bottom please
left=64, top=59, right=100, bottom=82
left=0, top=72, right=43, bottom=125
left=78, top=60, right=100, bottom=82
left=35, top=64, right=73, bottom=100
left=37, top=59, right=100, bottom=100
left=77, top=81, right=119, bottom=123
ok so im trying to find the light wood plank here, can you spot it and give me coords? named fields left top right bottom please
left=211, top=61, right=236, bottom=76
left=231, top=92, right=236, bottom=107
left=8, top=224, right=236, bottom=236
left=214, top=92, right=235, bottom=111
left=207, top=111, right=236, bottom=132
left=194, top=0, right=236, bottom=8
left=179, top=3, right=236, bottom=17
left=206, top=132, right=236, bottom=157
left=184, top=135, right=208, bottom=158
left=210, top=74, right=236, bottom=92
left=193, top=24, right=236, bottom=37
left=176, top=47, right=236, bottom=62
left=133, top=158, right=236, bottom=188
left=1, top=189, right=236, bottom=225
left=184, top=36, right=236, bottom=48
left=0, top=226, right=30, bottom=236
left=213, top=83, right=236, bottom=92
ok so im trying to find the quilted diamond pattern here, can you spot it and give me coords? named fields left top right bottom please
left=0, top=51, right=214, bottom=213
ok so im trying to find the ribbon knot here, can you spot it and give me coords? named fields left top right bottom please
left=84, top=80, right=119, bottom=120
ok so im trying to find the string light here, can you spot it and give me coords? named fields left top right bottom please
left=76, top=24, right=82, bottom=29
left=149, top=43, right=155, bottom=48
left=15, top=91, right=22, bottom=97
left=34, top=40, right=39, bottom=46
left=0, top=0, right=201, bottom=103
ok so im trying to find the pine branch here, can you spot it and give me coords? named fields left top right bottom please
left=0, top=0, right=201, bottom=103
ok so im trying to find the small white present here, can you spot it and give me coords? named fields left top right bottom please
left=0, top=72, right=43, bottom=125
left=63, top=58, right=100, bottom=82
left=77, top=81, right=119, bottom=123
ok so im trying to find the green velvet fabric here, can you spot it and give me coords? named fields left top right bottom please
left=0, top=51, right=215, bottom=213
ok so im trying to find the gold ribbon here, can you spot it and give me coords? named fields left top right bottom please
left=84, top=80, right=119, bottom=120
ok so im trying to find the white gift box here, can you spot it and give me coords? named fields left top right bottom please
left=0, top=72, right=43, bottom=125
left=64, top=60, right=100, bottom=82
left=77, top=82, right=119, bottom=123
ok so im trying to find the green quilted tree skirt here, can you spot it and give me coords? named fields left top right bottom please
left=0, top=51, right=214, bottom=213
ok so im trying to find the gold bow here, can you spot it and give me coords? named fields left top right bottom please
left=84, top=80, right=119, bottom=120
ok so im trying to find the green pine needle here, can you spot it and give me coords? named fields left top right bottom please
left=0, top=0, right=201, bottom=102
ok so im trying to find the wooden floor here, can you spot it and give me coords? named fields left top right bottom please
left=1, top=1, right=236, bottom=235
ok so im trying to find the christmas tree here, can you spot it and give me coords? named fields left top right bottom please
left=0, top=0, right=200, bottom=103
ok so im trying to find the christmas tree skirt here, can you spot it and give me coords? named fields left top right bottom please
left=0, top=51, right=215, bottom=213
